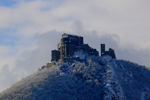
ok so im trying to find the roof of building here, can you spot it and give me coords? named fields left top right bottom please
left=62, top=33, right=83, bottom=38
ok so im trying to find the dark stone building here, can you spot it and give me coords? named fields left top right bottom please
left=51, top=50, right=60, bottom=62
left=101, top=44, right=116, bottom=59
left=45, top=34, right=116, bottom=68
left=51, top=33, right=99, bottom=62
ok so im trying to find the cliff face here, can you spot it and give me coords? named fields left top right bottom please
left=0, top=56, right=150, bottom=100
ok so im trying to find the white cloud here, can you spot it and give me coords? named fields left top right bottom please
left=1, top=0, right=149, bottom=44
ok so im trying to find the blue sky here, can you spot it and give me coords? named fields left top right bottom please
left=0, top=0, right=150, bottom=92
left=0, top=0, right=18, bottom=47
left=0, top=29, right=18, bottom=46
left=0, top=0, right=17, bottom=7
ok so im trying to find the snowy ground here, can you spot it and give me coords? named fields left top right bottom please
left=0, top=56, right=150, bottom=100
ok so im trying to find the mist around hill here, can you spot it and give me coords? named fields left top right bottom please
left=0, top=55, right=150, bottom=100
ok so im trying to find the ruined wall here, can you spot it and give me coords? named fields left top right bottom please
left=101, top=44, right=116, bottom=59
left=46, top=62, right=55, bottom=68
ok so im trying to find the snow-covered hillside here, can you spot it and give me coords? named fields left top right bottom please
left=0, top=56, right=150, bottom=100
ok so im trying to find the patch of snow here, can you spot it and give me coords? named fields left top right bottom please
left=73, top=50, right=85, bottom=59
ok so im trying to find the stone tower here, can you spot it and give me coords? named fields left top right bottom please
left=101, top=44, right=105, bottom=56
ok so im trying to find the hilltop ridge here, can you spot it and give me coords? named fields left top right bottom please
left=0, top=56, right=150, bottom=100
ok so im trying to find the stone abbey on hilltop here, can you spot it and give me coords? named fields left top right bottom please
left=46, top=33, right=116, bottom=68
left=51, top=33, right=99, bottom=62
